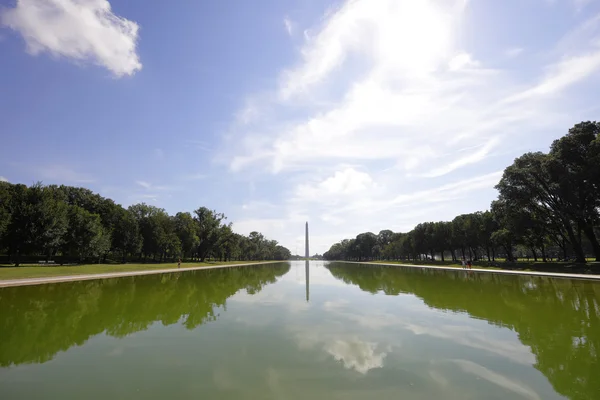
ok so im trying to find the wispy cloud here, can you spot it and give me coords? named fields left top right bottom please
left=448, top=52, right=480, bottom=71
left=0, top=0, right=141, bottom=77
left=504, top=50, right=600, bottom=103
left=572, top=0, right=592, bottom=12
left=418, top=137, right=501, bottom=178
left=283, top=17, right=294, bottom=36
left=34, top=165, right=95, bottom=184
left=504, top=47, right=524, bottom=58
left=0, top=176, right=8, bottom=182
left=135, top=180, right=172, bottom=191
left=219, top=0, right=600, bottom=253
left=181, top=172, right=207, bottom=181
left=185, top=139, right=215, bottom=152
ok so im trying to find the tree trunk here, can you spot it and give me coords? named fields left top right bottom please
left=564, top=222, right=586, bottom=263
left=503, top=244, right=514, bottom=262
left=440, top=250, right=445, bottom=262
left=486, top=246, right=491, bottom=262
left=541, top=244, right=547, bottom=262
left=530, top=247, right=538, bottom=262
left=582, top=224, right=600, bottom=262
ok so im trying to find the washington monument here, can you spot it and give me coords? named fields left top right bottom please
left=305, top=221, right=309, bottom=259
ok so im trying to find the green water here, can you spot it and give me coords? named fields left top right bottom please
left=1, top=262, right=599, bottom=400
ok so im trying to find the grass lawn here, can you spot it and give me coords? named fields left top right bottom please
left=0, top=260, right=274, bottom=281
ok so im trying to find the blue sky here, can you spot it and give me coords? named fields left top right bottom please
left=2, top=0, right=600, bottom=254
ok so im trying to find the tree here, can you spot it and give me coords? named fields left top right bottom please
left=0, top=183, right=291, bottom=266
left=62, top=205, right=110, bottom=262
left=174, top=212, right=199, bottom=260
left=194, top=207, right=226, bottom=262
left=112, top=207, right=142, bottom=263
left=432, top=222, right=452, bottom=261
left=274, top=245, right=291, bottom=260
left=548, top=121, right=600, bottom=261
left=496, top=152, right=586, bottom=263
left=3, top=183, right=69, bottom=266
left=0, top=182, right=12, bottom=250
left=129, top=203, right=170, bottom=261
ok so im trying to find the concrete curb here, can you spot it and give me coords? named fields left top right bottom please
left=342, top=261, right=600, bottom=281
left=0, top=261, right=285, bottom=288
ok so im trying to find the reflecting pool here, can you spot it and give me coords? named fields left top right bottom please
left=1, top=261, right=598, bottom=399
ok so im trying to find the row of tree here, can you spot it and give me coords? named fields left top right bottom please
left=0, top=182, right=291, bottom=266
left=324, top=121, right=600, bottom=264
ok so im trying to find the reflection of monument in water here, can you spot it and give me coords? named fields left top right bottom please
left=305, top=260, right=310, bottom=302
left=305, top=221, right=310, bottom=302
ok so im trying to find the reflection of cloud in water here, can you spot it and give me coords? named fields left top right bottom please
left=449, top=359, right=541, bottom=400
left=325, top=338, right=388, bottom=374
left=107, top=347, right=124, bottom=357
left=213, top=365, right=237, bottom=390
left=323, top=299, right=350, bottom=311
left=292, top=327, right=389, bottom=375
left=230, top=288, right=310, bottom=313
left=327, top=309, right=535, bottom=366
left=428, top=369, right=448, bottom=387
left=265, top=367, right=290, bottom=400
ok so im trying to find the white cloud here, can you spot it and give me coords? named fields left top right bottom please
left=277, top=0, right=460, bottom=100
left=448, top=52, right=480, bottom=71
left=418, top=137, right=500, bottom=178
left=1, top=0, right=141, bottom=77
left=135, top=180, right=172, bottom=191
left=0, top=176, right=8, bottom=182
left=221, top=0, right=600, bottom=253
left=36, top=165, right=94, bottom=183
left=186, top=140, right=215, bottom=152
left=295, top=168, right=374, bottom=202
left=572, top=0, right=592, bottom=12
left=504, top=50, right=600, bottom=103
left=136, top=180, right=151, bottom=189
left=283, top=17, right=293, bottom=36
left=181, top=172, right=206, bottom=181
left=504, top=47, right=524, bottom=58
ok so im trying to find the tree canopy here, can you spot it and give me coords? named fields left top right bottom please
left=0, top=182, right=291, bottom=266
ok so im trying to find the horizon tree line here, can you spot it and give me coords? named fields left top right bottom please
left=324, top=121, right=600, bottom=264
left=0, top=182, right=291, bottom=266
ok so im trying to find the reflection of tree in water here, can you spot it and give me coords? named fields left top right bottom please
left=326, top=263, right=600, bottom=400
left=0, top=263, right=289, bottom=367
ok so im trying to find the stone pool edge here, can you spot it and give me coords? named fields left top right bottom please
left=346, top=261, right=600, bottom=281
left=0, top=261, right=285, bottom=288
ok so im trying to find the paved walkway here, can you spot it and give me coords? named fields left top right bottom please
left=358, top=261, right=600, bottom=281
left=0, top=261, right=281, bottom=288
